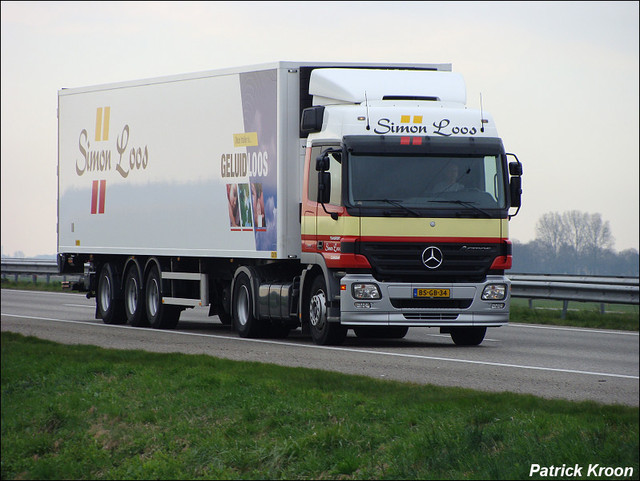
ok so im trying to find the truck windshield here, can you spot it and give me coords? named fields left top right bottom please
left=347, top=153, right=507, bottom=215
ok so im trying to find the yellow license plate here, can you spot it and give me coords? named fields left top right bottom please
left=413, top=288, right=450, bottom=298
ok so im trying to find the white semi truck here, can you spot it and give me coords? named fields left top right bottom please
left=57, top=61, right=522, bottom=346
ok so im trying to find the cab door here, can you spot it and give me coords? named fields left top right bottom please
left=301, top=144, right=351, bottom=264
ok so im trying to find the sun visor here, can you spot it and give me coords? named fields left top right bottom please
left=309, top=69, right=467, bottom=105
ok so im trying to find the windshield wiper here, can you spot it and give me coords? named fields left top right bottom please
left=357, top=198, right=421, bottom=217
left=429, top=200, right=492, bottom=218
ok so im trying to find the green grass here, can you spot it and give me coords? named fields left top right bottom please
left=509, top=298, right=639, bottom=331
left=1, top=333, right=638, bottom=480
left=1, top=278, right=67, bottom=292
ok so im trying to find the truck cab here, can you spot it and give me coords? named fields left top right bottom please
left=299, top=68, right=522, bottom=345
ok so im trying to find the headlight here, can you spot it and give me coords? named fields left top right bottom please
left=482, top=284, right=507, bottom=300
left=352, top=283, right=381, bottom=299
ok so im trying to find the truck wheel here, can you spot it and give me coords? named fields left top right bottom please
left=145, top=266, right=180, bottom=329
left=124, top=265, right=148, bottom=327
left=449, top=327, right=486, bottom=346
left=233, top=273, right=264, bottom=338
left=217, top=285, right=233, bottom=325
left=97, top=263, right=126, bottom=325
left=354, top=326, right=409, bottom=339
left=306, top=275, right=346, bottom=346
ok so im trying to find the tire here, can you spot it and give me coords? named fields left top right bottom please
left=306, top=275, right=347, bottom=346
left=232, top=273, right=264, bottom=338
left=218, top=309, right=233, bottom=326
left=124, top=264, right=148, bottom=327
left=97, top=263, right=126, bottom=325
left=354, top=326, right=409, bottom=339
left=450, top=327, right=486, bottom=346
left=217, top=285, right=233, bottom=326
left=145, top=266, right=180, bottom=329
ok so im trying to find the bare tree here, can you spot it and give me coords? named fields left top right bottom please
left=582, top=213, right=614, bottom=272
left=535, top=212, right=564, bottom=255
left=562, top=210, right=589, bottom=255
left=533, top=210, right=616, bottom=274
left=583, top=213, right=614, bottom=253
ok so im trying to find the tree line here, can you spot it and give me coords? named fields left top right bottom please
left=511, top=210, right=639, bottom=276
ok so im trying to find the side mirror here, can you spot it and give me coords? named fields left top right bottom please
left=510, top=176, right=522, bottom=208
left=316, top=154, right=329, bottom=172
left=317, top=171, right=331, bottom=204
left=316, top=148, right=342, bottom=171
left=509, top=161, right=523, bottom=176
left=506, top=153, right=522, bottom=217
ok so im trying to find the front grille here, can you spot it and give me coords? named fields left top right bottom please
left=403, top=313, right=459, bottom=320
left=390, top=298, right=473, bottom=309
left=359, top=242, right=501, bottom=283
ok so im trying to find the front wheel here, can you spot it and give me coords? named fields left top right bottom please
left=306, top=275, right=346, bottom=346
left=449, top=327, right=486, bottom=346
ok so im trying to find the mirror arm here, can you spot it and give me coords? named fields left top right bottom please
left=320, top=202, right=339, bottom=221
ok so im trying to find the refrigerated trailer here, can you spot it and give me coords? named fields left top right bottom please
left=58, top=61, right=522, bottom=346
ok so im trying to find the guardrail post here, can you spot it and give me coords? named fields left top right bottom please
left=600, top=303, right=605, bottom=315
left=528, top=299, right=533, bottom=309
left=562, top=300, right=569, bottom=319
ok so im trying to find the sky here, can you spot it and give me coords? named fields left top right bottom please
left=1, top=1, right=639, bottom=257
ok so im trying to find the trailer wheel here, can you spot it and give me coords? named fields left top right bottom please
left=97, top=263, right=126, bottom=325
left=124, top=265, right=148, bottom=327
left=306, top=275, right=346, bottom=346
left=449, top=327, right=486, bottom=346
left=145, top=266, right=180, bottom=329
left=232, top=273, right=264, bottom=338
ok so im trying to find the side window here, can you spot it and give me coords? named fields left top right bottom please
left=327, top=152, right=342, bottom=205
left=308, top=145, right=342, bottom=205
left=483, top=156, right=498, bottom=200
left=308, top=146, right=321, bottom=202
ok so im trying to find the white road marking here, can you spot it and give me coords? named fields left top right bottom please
left=509, top=323, right=639, bottom=336
left=3, top=312, right=638, bottom=380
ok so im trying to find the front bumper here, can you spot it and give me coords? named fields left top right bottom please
left=339, top=274, right=510, bottom=327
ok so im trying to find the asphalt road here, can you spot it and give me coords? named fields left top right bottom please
left=2, top=288, right=638, bottom=406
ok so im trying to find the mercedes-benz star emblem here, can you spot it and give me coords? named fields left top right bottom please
left=422, top=246, right=444, bottom=269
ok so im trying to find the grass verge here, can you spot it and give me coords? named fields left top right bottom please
left=1, top=332, right=638, bottom=480
left=1, top=279, right=67, bottom=292
left=509, top=298, right=639, bottom=331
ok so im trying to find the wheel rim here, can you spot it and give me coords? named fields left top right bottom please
left=125, top=276, right=138, bottom=315
left=99, top=274, right=111, bottom=312
left=309, top=289, right=326, bottom=331
left=147, top=277, right=160, bottom=318
left=236, top=284, right=250, bottom=327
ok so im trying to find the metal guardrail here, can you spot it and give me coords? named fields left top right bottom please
left=508, top=273, right=638, bottom=317
left=2, top=259, right=639, bottom=315
left=1, top=258, right=81, bottom=284
left=509, top=274, right=639, bottom=304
